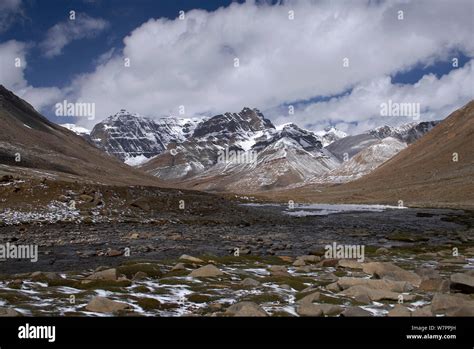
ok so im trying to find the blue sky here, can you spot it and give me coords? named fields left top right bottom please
left=0, top=0, right=473, bottom=134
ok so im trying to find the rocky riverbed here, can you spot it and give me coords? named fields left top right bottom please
left=0, top=203, right=473, bottom=317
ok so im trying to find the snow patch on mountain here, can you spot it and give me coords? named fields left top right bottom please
left=61, top=124, right=91, bottom=135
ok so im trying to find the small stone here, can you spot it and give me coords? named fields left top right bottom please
left=293, top=259, right=306, bottom=267
left=240, top=278, right=260, bottom=287
left=171, top=263, right=186, bottom=271
left=106, top=249, right=122, bottom=257
left=375, top=247, right=389, bottom=255
left=79, top=194, right=94, bottom=202
left=179, top=254, right=204, bottom=264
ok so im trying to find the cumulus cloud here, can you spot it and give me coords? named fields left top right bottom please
left=276, top=60, right=474, bottom=134
left=0, top=40, right=62, bottom=111
left=40, top=13, right=109, bottom=58
left=0, top=0, right=23, bottom=33
left=65, top=0, right=473, bottom=129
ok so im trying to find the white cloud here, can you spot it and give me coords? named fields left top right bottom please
left=0, top=40, right=62, bottom=111
left=279, top=60, right=474, bottom=134
left=40, top=13, right=109, bottom=58
left=66, top=0, right=473, bottom=129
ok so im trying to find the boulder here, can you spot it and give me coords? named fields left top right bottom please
left=0, top=308, right=21, bottom=317
left=268, top=265, right=291, bottom=277
left=340, top=285, right=414, bottom=302
left=86, top=268, right=117, bottom=281
left=171, top=263, right=186, bottom=271
left=341, top=307, right=372, bottom=317
left=450, top=273, right=474, bottom=294
left=362, top=262, right=421, bottom=286
left=415, top=267, right=440, bottom=281
left=387, top=304, right=411, bottom=317
left=412, top=305, right=433, bottom=317
left=336, top=277, right=413, bottom=292
left=297, top=292, right=320, bottom=304
left=338, top=259, right=363, bottom=269
left=431, top=293, right=474, bottom=316
left=293, top=259, right=306, bottom=267
left=297, top=255, right=321, bottom=263
left=419, top=279, right=450, bottom=292
left=225, top=302, right=268, bottom=317
left=85, top=297, right=130, bottom=313
left=298, top=303, right=342, bottom=316
left=189, top=264, right=224, bottom=278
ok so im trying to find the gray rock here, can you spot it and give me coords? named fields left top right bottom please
left=341, top=307, right=372, bottom=317
left=240, top=278, right=261, bottom=287
left=179, top=254, right=204, bottom=264
left=431, top=293, right=474, bottom=316
left=268, top=265, right=291, bottom=277
left=225, top=302, right=268, bottom=317
left=362, top=262, right=421, bottom=286
left=450, top=273, right=474, bottom=293
left=189, top=264, right=224, bottom=278
left=387, top=304, right=411, bottom=317
left=340, top=285, right=414, bottom=302
left=412, top=305, right=433, bottom=317
left=86, top=268, right=117, bottom=281
left=336, top=277, right=413, bottom=292
left=85, top=296, right=130, bottom=313
left=0, top=308, right=22, bottom=317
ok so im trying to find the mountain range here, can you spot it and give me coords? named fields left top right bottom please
left=1, top=84, right=471, bottom=207
left=75, top=107, right=438, bottom=193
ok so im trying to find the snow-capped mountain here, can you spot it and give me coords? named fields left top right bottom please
left=318, top=137, right=407, bottom=183
left=327, top=121, right=439, bottom=162
left=89, top=109, right=200, bottom=164
left=82, top=106, right=439, bottom=193
left=141, top=116, right=341, bottom=192
left=315, top=126, right=348, bottom=147
left=369, top=121, right=439, bottom=143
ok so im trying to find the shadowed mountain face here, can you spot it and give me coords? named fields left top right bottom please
left=0, top=85, right=162, bottom=186
left=275, top=101, right=474, bottom=209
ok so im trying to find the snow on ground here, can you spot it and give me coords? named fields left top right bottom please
left=60, top=124, right=91, bottom=135
left=124, top=155, right=152, bottom=166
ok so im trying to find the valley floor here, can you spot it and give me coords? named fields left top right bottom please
left=0, top=203, right=473, bottom=317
